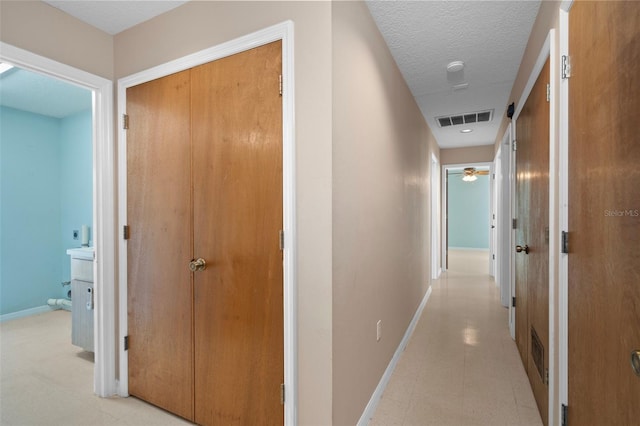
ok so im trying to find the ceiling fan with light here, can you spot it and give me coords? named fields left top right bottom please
left=449, top=167, right=490, bottom=182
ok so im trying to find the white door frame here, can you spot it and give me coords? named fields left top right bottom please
left=490, top=156, right=497, bottom=280
left=431, top=153, right=441, bottom=279
left=558, top=2, right=573, bottom=425
left=495, top=126, right=513, bottom=310
left=0, top=42, right=116, bottom=397
left=116, top=21, right=297, bottom=425
left=441, top=161, right=493, bottom=273
left=511, top=28, right=557, bottom=425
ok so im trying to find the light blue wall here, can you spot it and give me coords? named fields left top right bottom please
left=1, top=106, right=62, bottom=314
left=0, top=106, right=92, bottom=315
left=60, top=110, right=93, bottom=284
left=448, top=173, right=490, bottom=249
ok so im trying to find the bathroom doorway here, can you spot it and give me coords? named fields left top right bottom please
left=0, top=63, right=97, bottom=396
left=0, top=43, right=116, bottom=397
left=0, top=64, right=93, bottom=320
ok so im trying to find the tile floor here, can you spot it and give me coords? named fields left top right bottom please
left=1, top=249, right=542, bottom=426
left=369, top=249, right=543, bottom=426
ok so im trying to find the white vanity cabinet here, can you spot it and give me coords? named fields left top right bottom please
left=66, top=248, right=94, bottom=352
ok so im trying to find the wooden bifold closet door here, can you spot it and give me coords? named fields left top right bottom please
left=127, top=41, right=284, bottom=426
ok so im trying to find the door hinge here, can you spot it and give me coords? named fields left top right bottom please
left=562, top=55, right=571, bottom=79
left=280, top=383, right=285, bottom=404
left=123, top=225, right=130, bottom=240
left=279, top=74, right=283, bottom=96
left=561, top=231, right=569, bottom=254
left=561, top=403, right=568, bottom=426
left=124, top=335, right=129, bottom=351
left=492, top=254, right=495, bottom=260
left=512, top=139, right=517, bottom=151
left=123, top=114, right=129, bottom=130
left=512, top=297, right=516, bottom=308
left=545, top=368, right=549, bottom=386
left=279, top=230, right=284, bottom=250
left=512, top=218, right=517, bottom=229
left=546, top=83, right=551, bottom=102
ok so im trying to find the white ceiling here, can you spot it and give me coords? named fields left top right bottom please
left=367, top=0, right=541, bottom=148
left=26, top=1, right=540, bottom=148
left=43, top=0, right=188, bottom=35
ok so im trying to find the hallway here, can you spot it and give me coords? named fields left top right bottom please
left=370, top=250, right=543, bottom=426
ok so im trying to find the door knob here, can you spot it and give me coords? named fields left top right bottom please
left=631, top=350, right=640, bottom=377
left=189, top=258, right=207, bottom=272
left=515, top=245, right=529, bottom=254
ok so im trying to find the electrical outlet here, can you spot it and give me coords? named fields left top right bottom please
left=376, top=320, right=382, bottom=342
left=73, top=230, right=79, bottom=240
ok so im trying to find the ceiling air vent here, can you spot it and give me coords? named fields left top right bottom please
left=436, top=109, right=494, bottom=128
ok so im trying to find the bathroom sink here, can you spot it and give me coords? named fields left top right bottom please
left=66, top=247, right=94, bottom=260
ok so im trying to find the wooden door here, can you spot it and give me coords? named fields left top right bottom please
left=515, top=58, right=550, bottom=425
left=515, top=122, right=530, bottom=370
left=568, top=2, right=640, bottom=424
left=127, top=41, right=284, bottom=426
left=127, top=70, right=194, bottom=420
left=191, top=41, right=284, bottom=425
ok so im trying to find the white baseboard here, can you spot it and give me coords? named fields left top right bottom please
left=357, top=285, right=433, bottom=426
left=0, top=305, right=55, bottom=322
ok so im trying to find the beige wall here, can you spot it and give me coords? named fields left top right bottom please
left=331, top=2, right=438, bottom=424
left=114, top=2, right=334, bottom=424
left=0, top=1, right=114, bottom=79
left=440, top=145, right=495, bottom=165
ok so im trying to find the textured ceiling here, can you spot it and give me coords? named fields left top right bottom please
left=31, top=0, right=540, bottom=148
left=0, top=67, right=92, bottom=118
left=43, top=0, right=188, bottom=35
left=367, top=1, right=541, bottom=148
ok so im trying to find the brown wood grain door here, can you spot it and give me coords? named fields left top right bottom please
left=126, top=70, right=195, bottom=421
left=191, top=41, right=284, bottom=425
left=516, top=58, right=550, bottom=425
left=515, top=122, right=530, bottom=371
left=127, top=41, right=284, bottom=426
left=568, top=2, right=640, bottom=424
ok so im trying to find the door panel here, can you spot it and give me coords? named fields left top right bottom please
left=515, top=130, right=530, bottom=370
left=127, top=70, right=194, bottom=420
left=191, top=41, right=283, bottom=425
left=524, top=59, right=550, bottom=426
left=516, top=58, right=550, bottom=425
left=568, top=2, right=640, bottom=424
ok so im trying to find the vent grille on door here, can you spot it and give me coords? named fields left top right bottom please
left=436, top=109, right=494, bottom=127
left=531, top=326, right=545, bottom=382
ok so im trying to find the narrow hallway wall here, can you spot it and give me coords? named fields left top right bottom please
left=332, top=2, right=439, bottom=424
